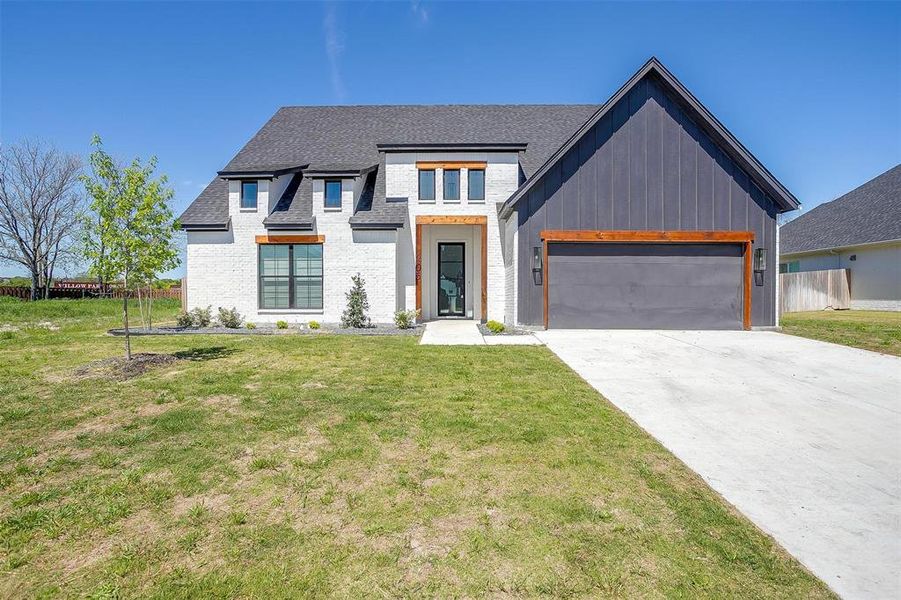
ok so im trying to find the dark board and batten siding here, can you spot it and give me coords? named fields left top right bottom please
left=517, top=74, right=779, bottom=327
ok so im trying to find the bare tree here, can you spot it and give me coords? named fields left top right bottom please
left=0, top=139, right=83, bottom=300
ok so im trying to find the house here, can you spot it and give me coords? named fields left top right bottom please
left=780, top=165, right=901, bottom=311
left=179, top=58, right=799, bottom=330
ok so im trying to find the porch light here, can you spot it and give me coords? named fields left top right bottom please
left=754, top=247, right=767, bottom=271
left=532, top=247, right=543, bottom=273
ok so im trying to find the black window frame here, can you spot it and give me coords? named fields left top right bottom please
left=419, top=169, right=436, bottom=202
left=443, top=169, right=460, bottom=201
left=241, top=180, right=258, bottom=209
left=258, top=243, right=324, bottom=310
left=324, top=179, right=342, bottom=209
left=467, top=168, right=485, bottom=201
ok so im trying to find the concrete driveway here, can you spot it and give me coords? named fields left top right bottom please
left=536, top=329, right=900, bottom=599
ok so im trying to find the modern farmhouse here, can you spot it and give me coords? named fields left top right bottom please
left=179, top=58, right=799, bottom=329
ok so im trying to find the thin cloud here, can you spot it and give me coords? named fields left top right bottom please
left=410, top=0, right=429, bottom=24
left=323, top=3, right=346, bottom=102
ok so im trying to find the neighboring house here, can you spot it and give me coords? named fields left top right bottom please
left=780, top=165, right=901, bottom=311
left=179, top=58, right=798, bottom=330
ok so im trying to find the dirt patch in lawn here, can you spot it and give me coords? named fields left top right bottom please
left=73, top=353, right=180, bottom=381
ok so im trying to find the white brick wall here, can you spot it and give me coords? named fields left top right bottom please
left=503, top=212, right=518, bottom=326
left=186, top=175, right=398, bottom=325
left=389, top=152, right=518, bottom=322
left=186, top=152, right=521, bottom=325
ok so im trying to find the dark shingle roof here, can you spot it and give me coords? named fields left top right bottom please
left=262, top=173, right=314, bottom=229
left=180, top=104, right=599, bottom=229
left=179, top=177, right=229, bottom=228
left=781, top=164, right=901, bottom=255
left=349, top=157, right=407, bottom=229
left=223, top=105, right=600, bottom=176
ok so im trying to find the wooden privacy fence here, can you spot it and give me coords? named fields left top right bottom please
left=0, top=286, right=182, bottom=301
left=780, top=268, right=851, bottom=313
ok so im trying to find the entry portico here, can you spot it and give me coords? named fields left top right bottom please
left=415, top=215, right=488, bottom=322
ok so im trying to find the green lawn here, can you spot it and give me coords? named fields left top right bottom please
left=781, top=310, right=901, bottom=356
left=0, top=299, right=832, bottom=598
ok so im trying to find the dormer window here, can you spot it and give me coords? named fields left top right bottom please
left=324, top=180, right=342, bottom=210
left=241, top=181, right=258, bottom=209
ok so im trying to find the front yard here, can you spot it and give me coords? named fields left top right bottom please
left=781, top=310, right=901, bottom=356
left=0, top=299, right=831, bottom=598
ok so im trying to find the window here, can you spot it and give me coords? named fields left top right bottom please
left=779, top=261, right=800, bottom=274
left=468, top=169, right=485, bottom=201
left=259, top=244, right=323, bottom=309
left=443, top=169, right=460, bottom=201
left=324, top=180, right=342, bottom=209
left=241, top=181, right=258, bottom=209
left=419, top=169, right=435, bottom=201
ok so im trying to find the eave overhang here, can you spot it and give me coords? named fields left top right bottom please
left=376, top=143, right=528, bottom=153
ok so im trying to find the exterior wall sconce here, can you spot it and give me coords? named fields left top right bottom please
left=531, top=246, right=543, bottom=273
left=754, top=247, right=767, bottom=271
left=532, top=246, right=543, bottom=285
left=850, top=254, right=857, bottom=261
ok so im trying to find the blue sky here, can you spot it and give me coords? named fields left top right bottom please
left=2, top=1, right=899, bottom=277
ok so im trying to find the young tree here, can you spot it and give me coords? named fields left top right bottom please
left=340, top=273, right=371, bottom=328
left=0, top=139, right=83, bottom=300
left=81, top=136, right=180, bottom=359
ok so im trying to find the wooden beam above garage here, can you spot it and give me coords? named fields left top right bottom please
left=540, top=230, right=755, bottom=243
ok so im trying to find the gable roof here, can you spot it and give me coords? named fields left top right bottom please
left=780, top=164, right=901, bottom=255
left=180, top=104, right=599, bottom=229
left=499, top=57, right=800, bottom=218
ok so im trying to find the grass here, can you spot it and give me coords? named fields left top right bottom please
left=781, top=310, right=901, bottom=356
left=0, top=298, right=833, bottom=598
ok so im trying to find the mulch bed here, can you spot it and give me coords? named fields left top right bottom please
left=477, top=323, right=535, bottom=336
left=73, top=353, right=180, bottom=381
left=108, top=324, right=425, bottom=337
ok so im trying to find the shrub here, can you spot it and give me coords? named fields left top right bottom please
left=340, top=273, right=371, bottom=328
left=486, top=320, right=506, bottom=334
left=189, top=306, right=212, bottom=328
left=176, top=311, right=193, bottom=328
left=276, top=320, right=288, bottom=330
left=308, top=320, right=320, bottom=330
left=394, top=309, right=419, bottom=329
left=245, top=322, right=256, bottom=330
left=217, top=306, right=243, bottom=329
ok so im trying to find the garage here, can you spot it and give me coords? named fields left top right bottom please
left=547, top=241, right=746, bottom=329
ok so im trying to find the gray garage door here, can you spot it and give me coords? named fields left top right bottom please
left=548, top=242, right=743, bottom=329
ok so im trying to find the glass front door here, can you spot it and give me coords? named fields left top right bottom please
left=437, top=243, right=465, bottom=317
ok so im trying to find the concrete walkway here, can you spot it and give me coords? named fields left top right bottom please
left=419, top=320, right=542, bottom=346
left=537, top=329, right=901, bottom=600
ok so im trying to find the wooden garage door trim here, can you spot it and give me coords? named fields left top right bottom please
left=539, top=230, right=755, bottom=330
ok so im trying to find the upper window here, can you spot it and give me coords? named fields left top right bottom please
left=468, top=169, right=485, bottom=201
left=443, top=169, right=460, bottom=201
left=259, top=244, right=323, bottom=310
left=419, top=169, right=436, bottom=202
left=241, top=181, right=258, bottom=209
left=324, top=180, right=342, bottom=209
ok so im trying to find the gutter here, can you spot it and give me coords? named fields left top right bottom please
left=780, top=238, right=901, bottom=258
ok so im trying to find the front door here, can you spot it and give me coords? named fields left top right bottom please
left=437, top=242, right=465, bottom=317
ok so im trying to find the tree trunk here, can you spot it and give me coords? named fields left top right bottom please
left=123, top=292, right=132, bottom=360
left=30, top=272, right=40, bottom=301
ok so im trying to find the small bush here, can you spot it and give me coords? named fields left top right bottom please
left=176, top=312, right=193, bottom=328
left=245, top=322, right=256, bottom=330
left=276, top=320, right=288, bottom=330
left=486, top=320, right=506, bottom=334
left=189, top=306, right=212, bottom=328
left=308, top=320, right=320, bottom=330
left=394, top=309, right=419, bottom=329
left=341, top=274, right=371, bottom=328
left=217, top=307, right=243, bottom=329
